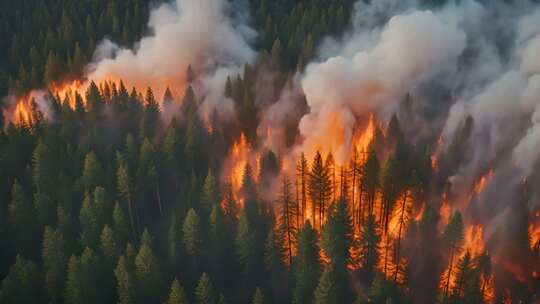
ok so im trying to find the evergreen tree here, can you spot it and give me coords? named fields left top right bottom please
left=441, top=212, right=464, bottom=299
left=42, top=227, right=67, bottom=302
left=201, top=169, right=220, bottom=214
left=314, top=269, right=337, bottom=304
left=115, top=255, right=136, bottom=304
left=100, top=225, right=120, bottom=263
left=308, top=151, right=332, bottom=230
left=359, top=215, right=380, bottom=283
left=279, top=175, right=296, bottom=265
left=117, top=163, right=137, bottom=235
left=165, top=278, right=189, bottom=304
left=195, top=273, right=216, bottom=304
left=1, top=255, right=44, bottom=304
left=135, top=231, right=163, bottom=303
left=82, top=151, right=103, bottom=192
left=293, top=221, right=321, bottom=304
left=9, top=180, right=38, bottom=257
left=183, top=208, right=203, bottom=258
left=252, top=287, right=268, bottom=304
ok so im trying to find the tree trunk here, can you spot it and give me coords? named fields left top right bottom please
left=155, top=181, right=163, bottom=216
left=393, top=192, right=408, bottom=282
left=127, top=197, right=136, bottom=236
left=444, top=247, right=456, bottom=300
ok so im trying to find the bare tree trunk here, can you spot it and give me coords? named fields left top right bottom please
left=127, top=197, right=136, bottom=236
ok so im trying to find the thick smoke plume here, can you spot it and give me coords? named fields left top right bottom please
left=88, top=0, right=255, bottom=120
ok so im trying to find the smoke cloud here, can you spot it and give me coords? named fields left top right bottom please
left=87, top=0, right=256, bottom=120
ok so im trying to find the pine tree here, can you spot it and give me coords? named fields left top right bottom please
left=264, top=227, right=285, bottom=281
left=32, top=139, right=54, bottom=194
left=241, top=163, right=257, bottom=201
left=1, top=255, right=44, bottom=304
left=115, top=255, right=136, bottom=304
left=361, top=150, right=379, bottom=218
left=135, top=231, right=163, bottom=302
left=9, top=180, right=38, bottom=257
left=165, top=278, right=188, bottom=304
left=117, top=163, right=136, bottom=235
left=252, top=287, right=268, bottom=304
left=100, top=225, right=120, bottom=263
left=297, top=153, right=309, bottom=222
left=113, top=202, right=130, bottom=248
left=441, top=212, right=464, bottom=299
left=85, top=81, right=103, bottom=123
left=195, top=273, right=216, bottom=304
left=293, top=221, right=321, bottom=304
left=359, top=215, right=380, bottom=283
left=82, top=151, right=103, bottom=192
left=279, top=175, right=296, bottom=264
left=319, top=199, right=353, bottom=302
left=236, top=209, right=258, bottom=279
left=201, top=169, right=220, bottom=214
left=42, top=227, right=67, bottom=301
left=43, top=51, right=61, bottom=84
left=137, top=137, right=163, bottom=216
left=168, top=213, right=182, bottom=268
left=314, top=269, right=337, bottom=304
left=183, top=208, right=203, bottom=259
left=308, top=151, right=332, bottom=230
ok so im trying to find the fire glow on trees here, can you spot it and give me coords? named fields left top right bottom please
left=2, top=0, right=540, bottom=302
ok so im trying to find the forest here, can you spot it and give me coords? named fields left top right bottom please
left=1, top=0, right=539, bottom=303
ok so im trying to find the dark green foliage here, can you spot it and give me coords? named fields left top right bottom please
left=196, top=273, right=216, bottom=304
left=1, top=255, right=44, bottom=303
left=293, top=221, right=320, bottom=304
left=166, top=278, right=189, bottom=304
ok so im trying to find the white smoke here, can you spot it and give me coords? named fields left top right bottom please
left=86, top=0, right=256, bottom=120
left=297, top=9, right=466, bottom=162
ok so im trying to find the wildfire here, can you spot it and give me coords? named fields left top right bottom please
left=13, top=97, right=32, bottom=125
left=463, top=224, right=484, bottom=257
left=50, top=79, right=87, bottom=106
left=471, top=169, right=493, bottom=198
left=431, top=135, right=444, bottom=171
left=352, top=114, right=375, bottom=155
left=221, top=133, right=261, bottom=206
left=439, top=197, right=452, bottom=230
left=529, top=223, right=540, bottom=251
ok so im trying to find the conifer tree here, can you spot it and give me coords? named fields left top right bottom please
left=252, top=287, right=268, bottom=304
left=82, top=151, right=103, bottom=192
left=279, top=175, right=296, bottom=264
left=297, top=153, right=309, bottom=221
left=201, top=169, right=220, bottom=214
left=195, top=273, right=216, bottom=304
left=359, top=215, right=380, bottom=283
left=135, top=230, right=163, bottom=303
left=441, top=212, right=464, bottom=299
left=293, top=221, right=321, bottom=304
left=100, top=225, right=120, bottom=263
left=1, top=255, right=44, bottom=304
left=314, top=269, right=337, bottom=304
left=9, top=180, right=38, bottom=257
left=115, top=255, right=136, bottom=304
left=308, top=151, right=332, bottom=230
left=117, top=163, right=136, bottom=235
left=165, top=278, right=189, bottom=304
left=42, top=227, right=67, bottom=301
